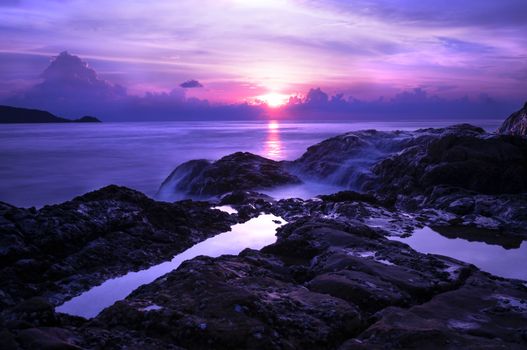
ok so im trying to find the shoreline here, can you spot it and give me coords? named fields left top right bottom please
left=1, top=120, right=527, bottom=349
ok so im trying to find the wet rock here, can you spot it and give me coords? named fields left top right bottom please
left=2, top=116, right=527, bottom=349
left=219, top=190, right=275, bottom=206
left=289, top=129, right=411, bottom=187
left=0, top=185, right=236, bottom=310
left=68, top=218, right=510, bottom=349
left=498, top=101, right=527, bottom=136
left=157, top=122, right=527, bottom=239
left=368, top=124, right=527, bottom=196
left=13, top=327, right=82, bottom=350
left=317, top=191, right=380, bottom=206
left=422, top=186, right=527, bottom=236
left=92, top=252, right=362, bottom=350
left=1, top=192, right=525, bottom=349
left=447, top=197, right=475, bottom=215
left=159, top=152, right=301, bottom=197
left=340, top=272, right=527, bottom=349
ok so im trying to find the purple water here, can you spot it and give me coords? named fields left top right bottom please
left=0, top=120, right=500, bottom=207
left=391, top=227, right=527, bottom=281
left=56, top=210, right=286, bottom=318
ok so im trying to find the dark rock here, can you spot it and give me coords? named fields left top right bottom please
left=341, top=272, right=527, bottom=349
left=318, top=191, right=379, bottom=205
left=159, top=152, right=301, bottom=197
left=498, top=101, right=527, bottom=136
left=15, top=327, right=83, bottom=350
left=0, top=185, right=236, bottom=310
left=3, top=114, right=527, bottom=349
left=1, top=190, right=526, bottom=349
left=368, top=124, right=527, bottom=196
left=219, top=190, right=275, bottom=206
left=447, top=197, right=475, bottom=215
left=290, top=129, right=411, bottom=187
left=70, top=218, right=514, bottom=349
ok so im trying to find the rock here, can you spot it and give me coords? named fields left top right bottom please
left=157, top=122, right=527, bottom=237
left=498, top=102, right=527, bottom=136
left=368, top=124, right=527, bottom=195
left=219, top=190, right=275, bottom=206
left=317, top=191, right=381, bottom=206
left=39, top=217, right=524, bottom=349
left=447, top=197, right=475, bottom=215
left=422, top=186, right=527, bottom=236
left=0, top=185, right=236, bottom=310
left=289, top=129, right=411, bottom=187
left=340, top=272, right=527, bottom=349
left=2, top=115, right=527, bottom=349
left=1, top=188, right=526, bottom=349
left=159, top=152, right=301, bottom=197
left=14, top=328, right=83, bottom=350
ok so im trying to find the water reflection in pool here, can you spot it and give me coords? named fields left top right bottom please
left=56, top=211, right=285, bottom=318
left=391, top=227, right=527, bottom=281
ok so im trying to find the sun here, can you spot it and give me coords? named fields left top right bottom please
left=257, top=92, right=290, bottom=108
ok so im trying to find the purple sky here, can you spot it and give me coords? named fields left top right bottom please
left=0, top=0, right=526, bottom=120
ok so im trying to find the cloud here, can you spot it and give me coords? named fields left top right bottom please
left=7, top=51, right=127, bottom=116
left=0, top=0, right=526, bottom=104
left=2, top=52, right=522, bottom=122
left=317, top=0, right=527, bottom=29
left=180, top=79, right=203, bottom=88
left=3, top=52, right=265, bottom=121
left=282, top=87, right=521, bottom=120
left=436, top=37, right=494, bottom=54
left=304, top=88, right=329, bottom=106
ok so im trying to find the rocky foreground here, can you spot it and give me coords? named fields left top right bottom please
left=1, top=105, right=527, bottom=349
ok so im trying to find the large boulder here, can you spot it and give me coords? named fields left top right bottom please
left=158, top=152, right=301, bottom=198
left=498, top=102, right=527, bottom=136
left=368, top=124, right=527, bottom=196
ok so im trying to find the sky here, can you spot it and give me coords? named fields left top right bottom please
left=0, top=0, right=526, bottom=120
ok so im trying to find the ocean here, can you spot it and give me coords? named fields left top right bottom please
left=0, top=119, right=501, bottom=208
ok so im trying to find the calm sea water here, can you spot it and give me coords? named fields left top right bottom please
left=0, top=120, right=500, bottom=208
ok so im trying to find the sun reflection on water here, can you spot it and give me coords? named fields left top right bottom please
left=264, top=120, right=282, bottom=159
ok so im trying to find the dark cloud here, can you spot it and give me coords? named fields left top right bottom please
left=304, top=88, right=329, bottom=106
left=180, top=79, right=203, bottom=88
left=7, top=51, right=127, bottom=116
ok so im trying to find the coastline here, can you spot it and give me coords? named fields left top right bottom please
left=1, top=118, right=527, bottom=349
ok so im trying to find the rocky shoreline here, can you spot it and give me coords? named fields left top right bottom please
left=1, top=104, right=527, bottom=349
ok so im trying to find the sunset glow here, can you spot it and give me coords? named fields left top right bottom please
left=0, top=0, right=524, bottom=120
left=264, top=120, right=282, bottom=158
left=257, top=93, right=291, bottom=108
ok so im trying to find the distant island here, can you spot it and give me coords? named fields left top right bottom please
left=0, top=105, right=101, bottom=124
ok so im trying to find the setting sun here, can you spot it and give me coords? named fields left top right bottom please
left=257, top=93, right=290, bottom=108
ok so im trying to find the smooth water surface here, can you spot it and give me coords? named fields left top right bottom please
left=0, top=120, right=501, bottom=207
left=56, top=211, right=285, bottom=318
left=391, top=227, right=527, bottom=281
